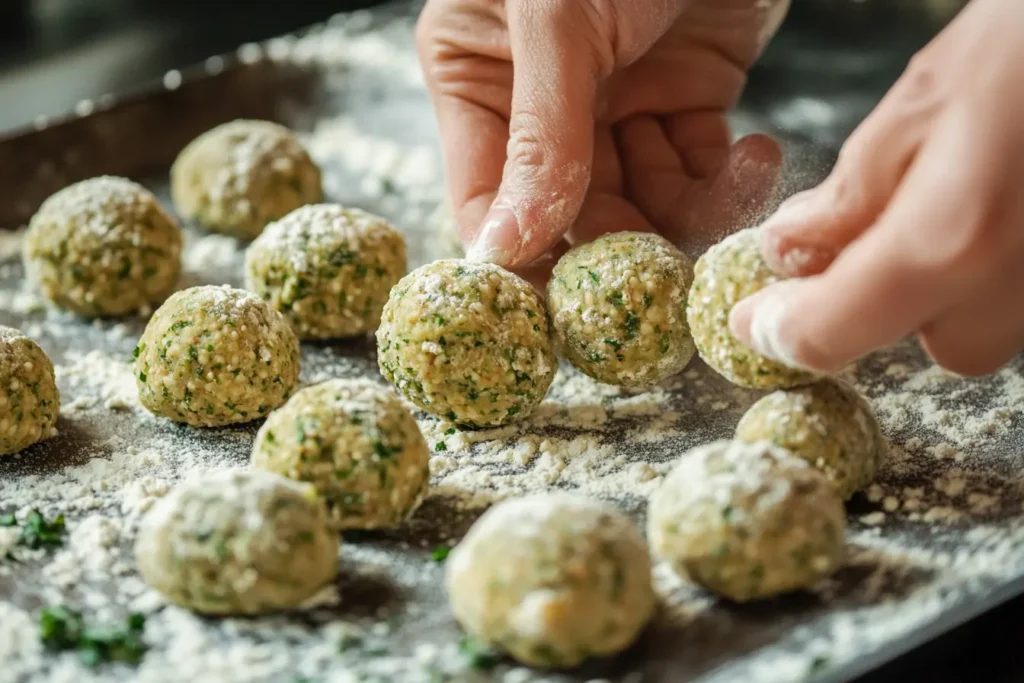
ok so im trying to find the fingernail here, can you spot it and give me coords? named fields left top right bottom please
left=466, top=204, right=519, bottom=265
left=729, top=292, right=760, bottom=347
left=760, top=191, right=814, bottom=234
left=758, top=193, right=831, bottom=276
left=761, top=228, right=834, bottom=277
left=729, top=285, right=810, bottom=371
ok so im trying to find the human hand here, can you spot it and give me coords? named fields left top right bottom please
left=416, top=0, right=789, bottom=273
left=730, top=0, right=1024, bottom=378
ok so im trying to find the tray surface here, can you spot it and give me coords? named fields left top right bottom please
left=2, top=4, right=1024, bottom=683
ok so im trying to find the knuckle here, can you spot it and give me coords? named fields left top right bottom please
left=933, top=185, right=1012, bottom=274
left=506, top=112, right=549, bottom=173
left=413, top=4, right=440, bottom=57
left=823, top=167, right=865, bottom=220
left=891, top=47, right=948, bottom=116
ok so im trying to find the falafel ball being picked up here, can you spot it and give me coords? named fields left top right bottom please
left=687, top=227, right=817, bottom=389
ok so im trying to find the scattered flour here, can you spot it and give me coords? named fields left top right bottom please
left=2, top=6, right=1024, bottom=683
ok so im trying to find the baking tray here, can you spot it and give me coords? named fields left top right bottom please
left=3, top=3, right=1024, bottom=682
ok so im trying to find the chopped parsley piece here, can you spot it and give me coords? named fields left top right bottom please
left=8, top=509, right=67, bottom=550
left=607, top=291, right=624, bottom=307
left=624, top=311, right=641, bottom=339
left=459, top=635, right=501, bottom=670
left=132, top=344, right=144, bottom=360
left=435, top=441, right=447, bottom=452
left=169, top=320, right=190, bottom=333
left=39, top=606, right=147, bottom=666
left=338, top=632, right=364, bottom=652
left=603, top=338, right=622, bottom=351
left=373, top=440, right=402, bottom=458
left=138, top=371, right=147, bottom=383
left=444, top=427, right=456, bottom=435
left=430, top=545, right=451, bottom=562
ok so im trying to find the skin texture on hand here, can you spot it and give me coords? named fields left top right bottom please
left=415, top=0, right=787, bottom=279
left=730, top=0, right=1024, bottom=378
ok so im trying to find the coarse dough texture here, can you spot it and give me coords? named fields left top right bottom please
left=446, top=493, right=655, bottom=669
left=251, top=378, right=430, bottom=530
left=171, top=119, right=322, bottom=239
left=376, top=259, right=556, bottom=428
left=134, top=285, right=300, bottom=427
left=547, top=232, right=696, bottom=387
left=736, top=378, right=886, bottom=500
left=0, top=326, right=59, bottom=456
left=135, top=469, right=339, bottom=615
left=648, top=440, right=846, bottom=602
left=687, top=227, right=816, bottom=389
left=23, top=176, right=182, bottom=317
left=245, top=204, right=406, bottom=339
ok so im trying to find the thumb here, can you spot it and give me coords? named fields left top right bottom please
left=466, top=0, right=604, bottom=268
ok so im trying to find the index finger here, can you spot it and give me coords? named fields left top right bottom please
left=416, top=5, right=510, bottom=244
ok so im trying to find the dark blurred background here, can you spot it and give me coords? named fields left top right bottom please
left=6, top=1, right=1022, bottom=682
left=0, top=0, right=965, bottom=141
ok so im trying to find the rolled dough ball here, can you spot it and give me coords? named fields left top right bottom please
left=171, top=119, right=322, bottom=239
left=23, top=176, right=182, bottom=317
left=245, top=204, right=406, bottom=339
left=547, top=232, right=695, bottom=387
left=376, top=260, right=556, bottom=428
left=0, top=327, right=59, bottom=456
left=736, top=378, right=886, bottom=499
left=648, top=440, right=845, bottom=602
left=446, top=494, right=655, bottom=669
left=252, top=379, right=430, bottom=531
left=687, top=227, right=816, bottom=389
left=134, top=285, right=300, bottom=427
left=135, top=469, right=338, bottom=615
